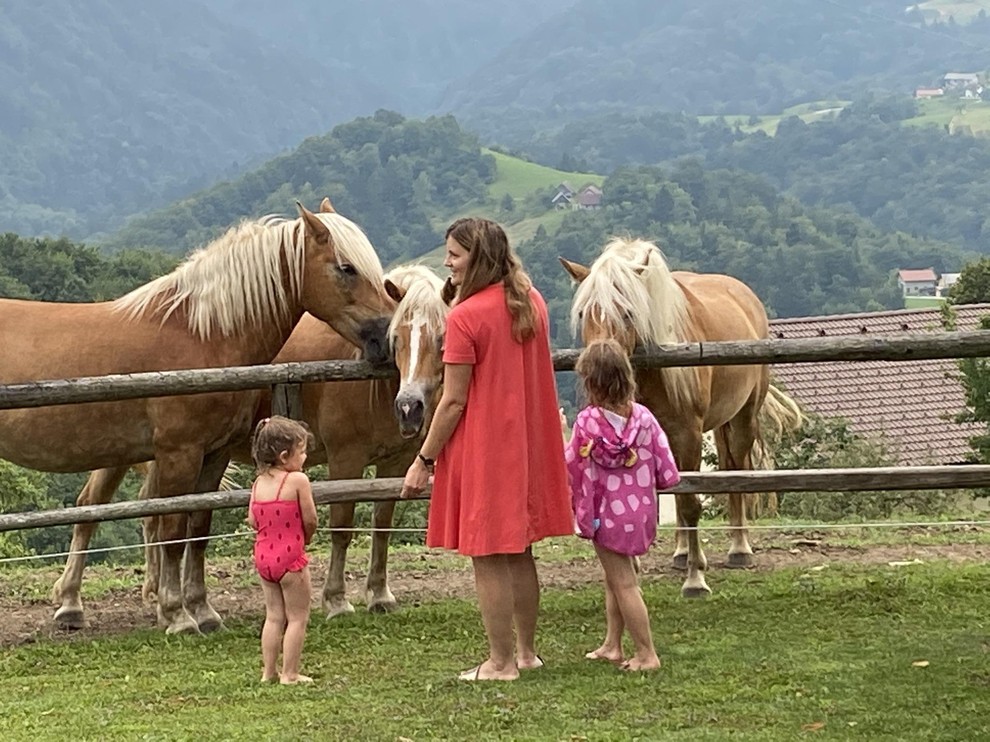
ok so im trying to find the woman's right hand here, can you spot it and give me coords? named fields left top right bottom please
left=400, top=458, right=431, bottom=499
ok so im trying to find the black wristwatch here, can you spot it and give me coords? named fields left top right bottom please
left=417, top=453, right=435, bottom=472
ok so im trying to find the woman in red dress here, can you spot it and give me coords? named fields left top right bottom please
left=401, top=217, right=573, bottom=681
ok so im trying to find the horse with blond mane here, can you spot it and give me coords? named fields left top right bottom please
left=53, top=259, right=448, bottom=627
left=561, top=237, right=801, bottom=597
left=3, top=201, right=394, bottom=634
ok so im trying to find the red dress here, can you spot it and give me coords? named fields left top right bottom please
left=427, top=283, right=573, bottom=556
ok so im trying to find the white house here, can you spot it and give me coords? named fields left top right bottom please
left=897, top=268, right=938, bottom=296
left=937, top=272, right=960, bottom=297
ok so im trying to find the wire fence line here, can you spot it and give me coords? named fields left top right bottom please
left=2, top=519, right=986, bottom=567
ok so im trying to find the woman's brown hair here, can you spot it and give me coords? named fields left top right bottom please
left=445, top=217, right=536, bottom=342
left=250, top=416, right=313, bottom=473
left=575, top=338, right=637, bottom=411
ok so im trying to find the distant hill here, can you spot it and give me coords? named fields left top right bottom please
left=441, top=0, right=990, bottom=137
left=0, top=0, right=384, bottom=240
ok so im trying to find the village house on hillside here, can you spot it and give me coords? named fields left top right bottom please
left=769, top=305, right=990, bottom=465
left=551, top=182, right=604, bottom=210
left=897, top=268, right=938, bottom=296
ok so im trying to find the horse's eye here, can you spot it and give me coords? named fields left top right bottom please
left=337, top=263, right=357, bottom=277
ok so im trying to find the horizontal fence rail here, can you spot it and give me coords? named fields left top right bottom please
left=3, top=465, right=990, bottom=533
left=1, top=330, right=989, bottom=410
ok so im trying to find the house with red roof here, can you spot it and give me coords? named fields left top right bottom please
left=897, top=268, right=938, bottom=296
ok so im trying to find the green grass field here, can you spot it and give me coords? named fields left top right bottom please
left=2, top=521, right=989, bottom=741
left=905, top=96, right=990, bottom=136
left=903, top=295, right=947, bottom=309
left=1, top=559, right=987, bottom=741
left=484, top=149, right=604, bottom=202
left=699, top=101, right=850, bottom=135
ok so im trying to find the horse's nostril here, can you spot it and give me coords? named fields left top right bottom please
left=395, top=396, right=425, bottom=421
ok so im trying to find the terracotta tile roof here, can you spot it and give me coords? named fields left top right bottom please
left=898, top=268, right=937, bottom=282
left=768, top=304, right=990, bottom=465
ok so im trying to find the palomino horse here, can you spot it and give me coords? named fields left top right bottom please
left=54, top=264, right=448, bottom=626
left=560, top=237, right=801, bottom=597
left=24, top=201, right=393, bottom=633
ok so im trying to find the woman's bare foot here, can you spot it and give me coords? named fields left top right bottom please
left=260, top=674, right=278, bottom=684
left=585, top=645, right=624, bottom=664
left=620, top=655, right=661, bottom=672
left=280, top=673, right=314, bottom=685
left=458, top=660, right=519, bottom=681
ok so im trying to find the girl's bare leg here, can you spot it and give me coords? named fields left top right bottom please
left=594, top=543, right=661, bottom=671
left=280, top=567, right=313, bottom=684
left=259, top=578, right=285, bottom=682
left=585, top=581, right=625, bottom=663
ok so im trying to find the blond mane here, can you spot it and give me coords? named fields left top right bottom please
left=385, top=264, right=449, bottom=347
left=115, top=212, right=384, bottom=341
left=571, top=237, right=697, bottom=409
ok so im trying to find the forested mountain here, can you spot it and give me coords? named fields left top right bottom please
left=209, top=0, right=576, bottom=114
left=0, top=0, right=383, bottom=239
left=441, top=0, right=990, bottom=138
left=100, top=112, right=495, bottom=265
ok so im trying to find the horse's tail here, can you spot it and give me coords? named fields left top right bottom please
left=750, top=383, right=804, bottom=518
left=760, top=383, right=804, bottom=439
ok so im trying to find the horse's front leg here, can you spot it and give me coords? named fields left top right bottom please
left=323, top=502, right=357, bottom=618
left=675, top=492, right=710, bottom=598
left=366, top=500, right=397, bottom=613
left=181, top=449, right=230, bottom=633
left=52, top=466, right=129, bottom=629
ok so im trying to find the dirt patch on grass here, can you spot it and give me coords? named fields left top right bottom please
left=2, top=532, right=987, bottom=648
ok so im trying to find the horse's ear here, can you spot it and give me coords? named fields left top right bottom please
left=634, top=251, right=651, bottom=275
left=319, top=197, right=336, bottom=214
left=559, top=257, right=590, bottom=283
left=296, top=201, right=331, bottom=245
left=384, top=279, right=406, bottom=304
left=441, top=277, right=457, bottom=306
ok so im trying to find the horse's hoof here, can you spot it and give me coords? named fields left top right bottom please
left=196, top=613, right=224, bottom=634
left=324, top=600, right=356, bottom=620
left=54, top=607, right=86, bottom=630
left=672, top=554, right=689, bottom=571
left=726, top=552, right=754, bottom=569
left=165, top=617, right=203, bottom=636
left=368, top=599, right=397, bottom=615
left=681, top=585, right=712, bottom=599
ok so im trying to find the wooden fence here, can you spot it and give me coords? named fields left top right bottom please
left=2, top=330, right=990, bottom=532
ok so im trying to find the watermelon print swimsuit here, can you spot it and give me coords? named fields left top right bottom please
left=251, top=472, right=309, bottom=583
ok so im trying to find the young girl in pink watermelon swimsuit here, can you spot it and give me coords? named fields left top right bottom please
left=564, top=339, right=680, bottom=672
left=248, top=416, right=317, bottom=684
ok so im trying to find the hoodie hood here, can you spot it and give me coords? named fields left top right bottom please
left=579, top=407, right=645, bottom=469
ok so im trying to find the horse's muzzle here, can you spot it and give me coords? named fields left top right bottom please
left=394, top=392, right=425, bottom=439
left=359, top=316, right=392, bottom=364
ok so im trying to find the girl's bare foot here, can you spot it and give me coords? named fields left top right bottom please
left=458, top=660, right=519, bottom=681
left=280, top=673, right=314, bottom=685
left=620, top=655, right=661, bottom=672
left=585, top=645, right=624, bottom=664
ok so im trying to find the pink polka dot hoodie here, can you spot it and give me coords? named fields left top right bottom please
left=565, top=403, right=680, bottom=556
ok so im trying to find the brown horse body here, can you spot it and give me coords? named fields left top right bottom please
left=21, top=202, right=393, bottom=633
left=562, top=238, right=801, bottom=597
left=53, top=264, right=446, bottom=627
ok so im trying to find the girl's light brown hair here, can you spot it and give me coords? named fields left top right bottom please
left=445, top=217, right=536, bottom=342
left=250, top=416, right=313, bottom=473
left=575, top=338, right=637, bottom=410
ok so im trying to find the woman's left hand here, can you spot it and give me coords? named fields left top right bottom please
left=400, top=459, right=431, bottom=499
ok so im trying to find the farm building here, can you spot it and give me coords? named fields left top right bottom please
left=768, top=304, right=990, bottom=465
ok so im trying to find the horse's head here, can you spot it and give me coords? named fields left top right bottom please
left=296, top=199, right=393, bottom=364
left=383, top=265, right=449, bottom=438
left=560, top=238, right=685, bottom=356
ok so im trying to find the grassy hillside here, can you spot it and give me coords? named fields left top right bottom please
left=416, top=150, right=603, bottom=269
left=906, top=96, right=990, bottom=135
left=700, top=101, right=851, bottom=135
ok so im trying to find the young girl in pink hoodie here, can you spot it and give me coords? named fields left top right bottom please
left=563, top=339, right=680, bottom=671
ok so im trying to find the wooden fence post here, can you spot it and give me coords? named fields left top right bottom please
left=272, top=383, right=303, bottom=420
